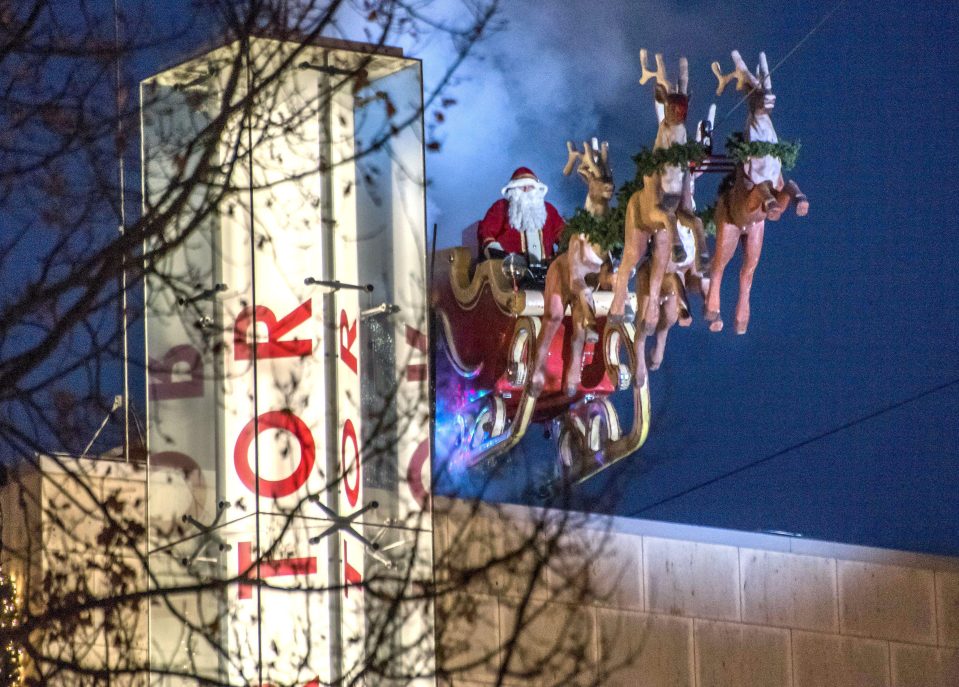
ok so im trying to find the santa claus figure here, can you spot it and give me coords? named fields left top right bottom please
left=477, top=167, right=565, bottom=262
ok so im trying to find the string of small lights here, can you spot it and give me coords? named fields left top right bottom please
left=0, top=568, right=22, bottom=685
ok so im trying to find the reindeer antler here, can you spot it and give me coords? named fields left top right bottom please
left=639, top=49, right=674, bottom=92
left=758, top=51, right=772, bottom=90
left=712, top=50, right=762, bottom=95
left=678, top=57, right=689, bottom=95
left=563, top=139, right=610, bottom=184
left=580, top=140, right=602, bottom=177
left=562, top=140, right=581, bottom=177
left=711, top=61, right=740, bottom=96
left=731, top=50, right=762, bottom=90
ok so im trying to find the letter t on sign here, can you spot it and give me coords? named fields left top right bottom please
left=237, top=541, right=318, bottom=599
left=405, top=325, right=428, bottom=381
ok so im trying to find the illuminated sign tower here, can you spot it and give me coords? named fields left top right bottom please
left=142, top=36, right=432, bottom=686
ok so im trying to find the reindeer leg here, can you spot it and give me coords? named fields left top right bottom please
left=735, top=221, right=765, bottom=334
left=678, top=210, right=709, bottom=277
left=610, top=197, right=645, bottom=323
left=609, top=229, right=643, bottom=324
left=682, top=270, right=704, bottom=317
left=758, top=181, right=781, bottom=219
left=781, top=178, right=808, bottom=217
left=566, top=300, right=588, bottom=397
left=705, top=217, right=740, bottom=333
left=530, top=265, right=566, bottom=396
left=598, top=259, right=615, bottom=291
left=568, top=244, right=599, bottom=344
left=578, top=287, right=599, bottom=344
left=677, top=212, right=708, bottom=306
left=643, top=228, right=670, bottom=336
left=565, top=243, right=597, bottom=395
left=650, top=293, right=679, bottom=371
left=692, top=214, right=710, bottom=266
left=676, top=276, right=693, bottom=327
left=767, top=175, right=790, bottom=220
left=632, top=317, right=650, bottom=385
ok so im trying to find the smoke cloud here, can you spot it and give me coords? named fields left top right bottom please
left=416, top=1, right=738, bottom=243
left=328, top=1, right=742, bottom=245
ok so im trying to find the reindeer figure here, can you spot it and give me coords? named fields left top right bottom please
left=636, top=168, right=711, bottom=371
left=705, top=51, right=809, bottom=334
left=530, top=139, right=613, bottom=397
left=609, top=50, right=691, bottom=336
left=563, top=139, right=615, bottom=217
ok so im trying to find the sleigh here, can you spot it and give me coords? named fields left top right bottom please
left=432, top=244, right=652, bottom=484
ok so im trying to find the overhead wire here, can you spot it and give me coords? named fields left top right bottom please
left=631, top=376, right=959, bottom=517
left=113, top=0, right=130, bottom=462
left=624, top=0, right=860, bottom=517
left=716, top=0, right=848, bottom=126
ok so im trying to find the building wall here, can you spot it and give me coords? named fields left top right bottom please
left=1, top=454, right=149, bottom=685
left=433, top=498, right=959, bottom=687
left=4, top=462, right=957, bottom=686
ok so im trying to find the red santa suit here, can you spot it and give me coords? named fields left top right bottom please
left=477, top=167, right=565, bottom=261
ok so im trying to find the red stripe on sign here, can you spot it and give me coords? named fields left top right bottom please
left=405, top=325, right=428, bottom=353
left=405, top=438, right=430, bottom=509
left=406, top=363, right=427, bottom=381
left=237, top=541, right=318, bottom=599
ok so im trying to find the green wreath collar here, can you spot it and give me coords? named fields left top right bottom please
left=726, top=133, right=800, bottom=171
left=632, top=141, right=707, bottom=179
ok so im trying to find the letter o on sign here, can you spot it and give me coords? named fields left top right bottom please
left=341, top=419, right=360, bottom=507
left=234, top=410, right=315, bottom=498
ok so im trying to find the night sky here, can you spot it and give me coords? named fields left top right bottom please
left=97, top=0, right=959, bottom=556
left=417, top=0, right=959, bottom=556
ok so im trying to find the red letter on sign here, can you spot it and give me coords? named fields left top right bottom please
left=341, top=419, right=360, bottom=508
left=237, top=542, right=318, bottom=600
left=234, top=301, right=312, bottom=360
left=234, top=410, right=315, bottom=498
left=405, top=438, right=430, bottom=509
left=339, top=310, right=358, bottom=373
left=343, top=541, right=362, bottom=598
left=404, top=325, right=428, bottom=382
left=149, top=344, right=203, bottom=400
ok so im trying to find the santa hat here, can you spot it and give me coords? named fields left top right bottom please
left=501, top=167, right=548, bottom=196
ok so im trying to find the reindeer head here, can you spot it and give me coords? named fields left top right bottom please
left=713, top=50, right=775, bottom=114
left=563, top=138, right=614, bottom=216
left=639, top=49, right=689, bottom=126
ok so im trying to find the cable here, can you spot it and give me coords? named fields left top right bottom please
left=717, top=0, right=847, bottom=126
left=113, top=0, right=130, bottom=463
left=631, top=375, right=959, bottom=516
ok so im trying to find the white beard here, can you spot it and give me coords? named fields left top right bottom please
left=506, top=187, right=548, bottom=234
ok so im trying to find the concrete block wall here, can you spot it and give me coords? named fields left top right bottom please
left=433, top=498, right=959, bottom=687
left=1, top=454, right=149, bottom=686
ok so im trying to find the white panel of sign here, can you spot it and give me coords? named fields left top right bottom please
left=219, top=58, right=327, bottom=524
left=143, top=75, right=232, bottom=685
left=212, top=42, right=334, bottom=685
left=343, top=58, right=432, bottom=526
left=384, top=64, right=432, bottom=524
left=330, top=80, right=367, bottom=685
left=145, top=39, right=434, bottom=687
left=143, top=82, right=221, bottom=540
left=223, top=515, right=333, bottom=686
left=332, top=54, right=433, bottom=684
